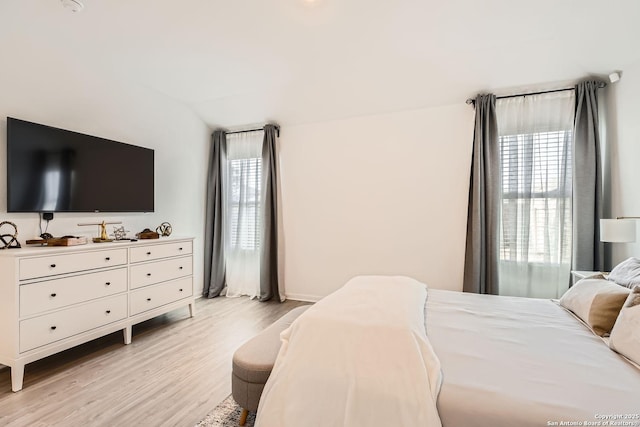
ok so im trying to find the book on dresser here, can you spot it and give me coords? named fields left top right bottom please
left=0, top=236, right=195, bottom=392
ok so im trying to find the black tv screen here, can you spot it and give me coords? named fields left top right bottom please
left=7, top=117, right=154, bottom=213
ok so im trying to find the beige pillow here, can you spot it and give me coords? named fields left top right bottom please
left=609, top=285, right=640, bottom=365
left=559, top=278, right=630, bottom=336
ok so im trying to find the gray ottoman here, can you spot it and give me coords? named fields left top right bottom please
left=232, top=305, right=310, bottom=425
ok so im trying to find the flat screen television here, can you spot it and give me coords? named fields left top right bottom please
left=6, top=117, right=154, bottom=213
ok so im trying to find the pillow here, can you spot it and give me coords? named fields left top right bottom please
left=559, top=278, right=630, bottom=336
left=609, top=285, right=640, bottom=365
left=608, top=257, right=640, bottom=288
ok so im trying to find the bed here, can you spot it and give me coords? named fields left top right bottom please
left=256, top=276, right=640, bottom=427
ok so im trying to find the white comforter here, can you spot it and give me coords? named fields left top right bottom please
left=255, top=276, right=443, bottom=427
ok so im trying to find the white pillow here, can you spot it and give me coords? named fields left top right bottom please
left=559, top=278, right=630, bottom=336
left=609, top=285, right=640, bottom=366
left=608, top=257, right=640, bottom=288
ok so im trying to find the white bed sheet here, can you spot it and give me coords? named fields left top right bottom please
left=427, top=290, right=640, bottom=427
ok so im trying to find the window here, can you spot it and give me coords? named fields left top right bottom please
left=496, top=92, right=575, bottom=298
left=224, top=131, right=263, bottom=298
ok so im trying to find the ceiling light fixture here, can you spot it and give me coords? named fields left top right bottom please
left=60, top=0, right=84, bottom=12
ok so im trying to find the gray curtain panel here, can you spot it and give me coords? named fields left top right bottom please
left=572, top=81, right=605, bottom=272
left=463, top=94, right=501, bottom=294
left=203, top=130, right=227, bottom=298
left=259, top=124, right=282, bottom=302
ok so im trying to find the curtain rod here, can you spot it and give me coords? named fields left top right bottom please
left=224, top=125, right=280, bottom=137
left=226, top=128, right=263, bottom=135
left=465, top=82, right=606, bottom=105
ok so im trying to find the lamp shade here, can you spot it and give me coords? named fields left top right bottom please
left=600, top=219, right=637, bottom=243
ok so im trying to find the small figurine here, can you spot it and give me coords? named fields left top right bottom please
left=156, top=222, right=172, bottom=237
left=112, top=226, right=130, bottom=241
left=136, top=228, right=160, bottom=239
left=0, top=221, right=21, bottom=249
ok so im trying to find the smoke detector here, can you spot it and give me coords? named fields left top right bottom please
left=60, top=0, right=84, bottom=12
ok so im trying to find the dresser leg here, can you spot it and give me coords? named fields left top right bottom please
left=123, top=326, right=132, bottom=345
left=189, top=301, right=196, bottom=318
left=11, top=363, right=24, bottom=392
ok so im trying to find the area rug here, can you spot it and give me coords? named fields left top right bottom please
left=196, top=395, right=255, bottom=427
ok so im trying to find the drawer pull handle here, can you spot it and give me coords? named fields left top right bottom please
left=179, top=266, right=183, bottom=270
left=179, top=247, right=183, bottom=251
left=146, top=273, right=152, bottom=277
left=147, top=298, right=151, bottom=302
left=50, top=264, right=56, bottom=268
left=146, top=252, right=151, bottom=255
left=105, top=257, right=111, bottom=261
left=179, top=288, right=183, bottom=292
left=51, top=326, right=57, bottom=330
left=105, top=282, right=111, bottom=286
left=106, top=310, right=111, bottom=314
left=50, top=293, right=57, bottom=297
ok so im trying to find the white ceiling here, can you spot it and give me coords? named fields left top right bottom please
left=1, top=0, right=640, bottom=128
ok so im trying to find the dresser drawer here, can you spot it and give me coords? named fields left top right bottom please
left=19, top=249, right=128, bottom=280
left=130, top=277, right=193, bottom=316
left=20, top=268, right=127, bottom=317
left=130, top=241, right=192, bottom=263
left=130, top=256, right=193, bottom=290
left=19, top=294, right=128, bottom=353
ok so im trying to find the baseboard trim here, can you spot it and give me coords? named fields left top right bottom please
left=196, top=291, right=321, bottom=303
left=285, top=293, right=322, bottom=303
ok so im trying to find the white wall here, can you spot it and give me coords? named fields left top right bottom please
left=279, top=105, right=474, bottom=301
left=0, top=56, right=210, bottom=296
left=606, top=60, right=640, bottom=266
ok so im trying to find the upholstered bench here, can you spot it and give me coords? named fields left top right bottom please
left=232, top=305, right=310, bottom=426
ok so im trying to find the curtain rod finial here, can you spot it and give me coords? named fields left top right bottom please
left=466, top=98, right=475, bottom=105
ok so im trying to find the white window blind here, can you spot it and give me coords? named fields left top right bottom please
left=499, top=130, right=572, bottom=264
left=228, top=157, right=262, bottom=251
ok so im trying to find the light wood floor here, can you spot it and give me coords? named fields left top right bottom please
left=0, top=296, right=309, bottom=427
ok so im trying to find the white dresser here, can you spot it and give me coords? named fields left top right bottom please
left=0, top=237, right=195, bottom=392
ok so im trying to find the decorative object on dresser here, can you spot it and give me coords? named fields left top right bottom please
left=0, top=236, right=195, bottom=392
left=156, top=222, right=172, bottom=237
left=78, top=221, right=123, bottom=243
left=111, top=225, right=131, bottom=241
left=136, top=228, right=160, bottom=239
left=25, top=236, right=88, bottom=247
left=0, top=221, right=21, bottom=249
